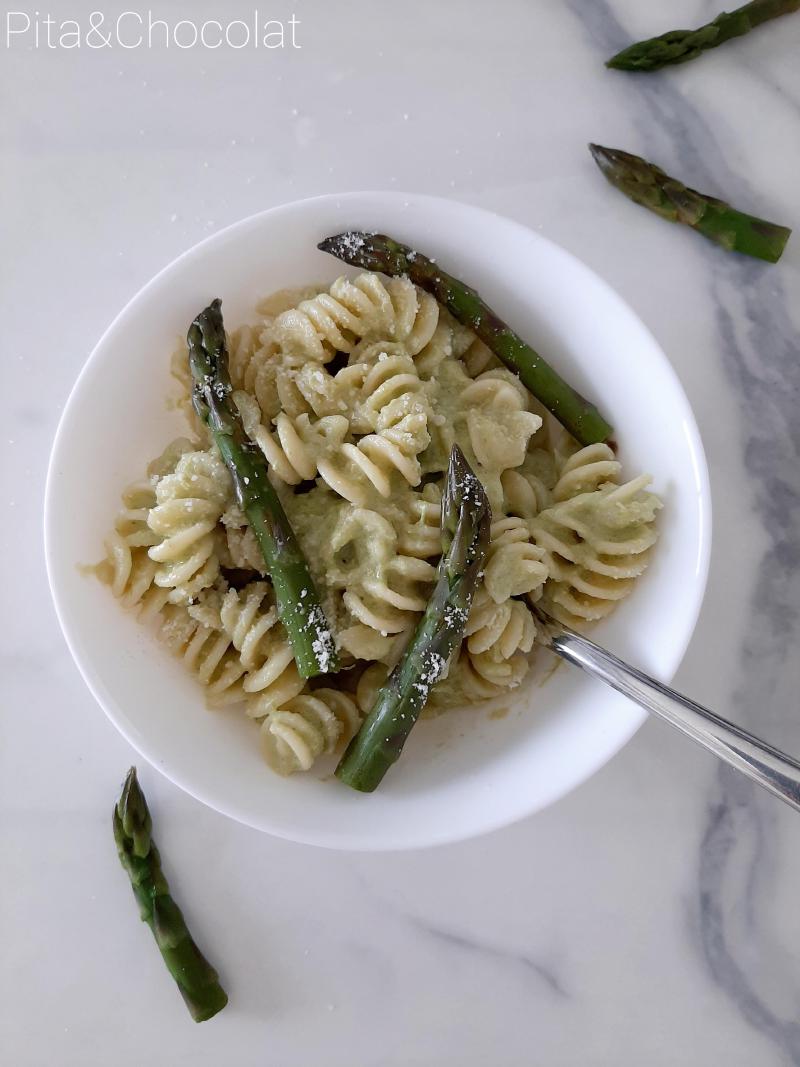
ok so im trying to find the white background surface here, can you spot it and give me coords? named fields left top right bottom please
left=3, top=1, right=800, bottom=1064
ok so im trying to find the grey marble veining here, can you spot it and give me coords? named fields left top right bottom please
left=3, top=1, right=800, bottom=1064
left=405, top=915, right=569, bottom=999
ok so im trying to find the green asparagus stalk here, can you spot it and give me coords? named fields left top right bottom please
left=589, top=144, right=791, bottom=263
left=113, top=768, right=228, bottom=1022
left=607, top=0, right=800, bottom=71
left=336, top=446, right=491, bottom=792
left=317, top=233, right=613, bottom=447
left=188, top=299, right=337, bottom=678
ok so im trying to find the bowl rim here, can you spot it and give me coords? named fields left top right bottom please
left=44, top=190, right=712, bottom=849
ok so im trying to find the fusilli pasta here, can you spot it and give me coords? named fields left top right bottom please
left=340, top=353, right=431, bottom=496
left=552, top=442, right=622, bottom=502
left=217, top=582, right=305, bottom=717
left=482, top=516, right=549, bottom=603
left=146, top=449, right=233, bottom=605
left=159, top=596, right=247, bottom=705
left=262, top=689, right=362, bottom=775
left=464, top=589, right=536, bottom=690
left=265, top=273, right=438, bottom=363
left=533, top=476, right=661, bottom=626
left=102, top=438, right=195, bottom=618
left=396, top=484, right=441, bottom=559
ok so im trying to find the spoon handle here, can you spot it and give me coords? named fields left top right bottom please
left=538, top=614, right=800, bottom=813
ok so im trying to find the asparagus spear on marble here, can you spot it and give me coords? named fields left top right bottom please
left=188, top=299, right=337, bottom=678
left=336, top=446, right=491, bottom=792
left=589, top=144, right=791, bottom=263
left=607, top=0, right=800, bottom=71
left=317, top=233, right=613, bottom=446
left=113, top=768, right=228, bottom=1022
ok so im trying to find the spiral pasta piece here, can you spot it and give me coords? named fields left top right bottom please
left=342, top=590, right=414, bottom=635
left=226, top=324, right=283, bottom=422
left=501, top=468, right=552, bottom=522
left=343, top=556, right=436, bottom=635
left=342, top=550, right=435, bottom=634
left=459, top=370, right=542, bottom=473
left=465, top=588, right=536, bottom=657
left=533, top=476, right=661, bottom=626
left=467, top=645, right=531, bottom=690
left=259, top=412, right=325, bottom=484
left=552, top=443, right=622, bottom=502
left=273, top=361, right=361, bottom=420
left=342, top=353, right=431, bottom=496
left=266, top=273, right=437, bottom=364
left=217, top=582, right=305, bottom=717
left=341, top=276, right=439, bottom=360
left=427, top=650, right=509, bottom=709
left=230, top=288, right=338, bottom=410
left=274, top=364, right=321, bottom=419
left=332, top=505, right=436, bottom=635
left=262, top=689, right=362, bottom=775
left=104, top=478, right=162, bottom=612
left=396, top=484, right=441, bottom=559
left=384, top=276, right=440, bottom=354
left=273, top=275, right=392, bottom=359
left=230, top=288, right=343, bottom=417
left=146, top=450, right=233, bottom=604
left=236, top=389, right=365, bottom=497
left=464, top=590, right=535, bottom=691
left=482, top=516, right=549, bottom=604
left=102, top=438, right=195, bottom=618
left=239, top=387, right=399, bottom=507
left=361, top=555, right=438, bottom=614
left=159, top=598, right=247, bottom=706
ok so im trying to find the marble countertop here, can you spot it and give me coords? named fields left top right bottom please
left=4, top=1, right=800, bottom=1063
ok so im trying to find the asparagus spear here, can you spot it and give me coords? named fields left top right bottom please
left=336, top=446, right=491, bottom=792
left=113, top=768, right=228, bottom=1022
left=607, top=0, right=800, bottom=71
left=317, top=233, right=613, bottom=447
left=188, top=299, right=337, bottom=678
left=589, top=144, right=791, bottom=263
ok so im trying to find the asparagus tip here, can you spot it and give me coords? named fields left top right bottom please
left=447, top=441, right=469, bottom=478
left=118, top=766, right=140, bottom=817
left=443, top=444, right=488, bottom=520
left=116, top=766, right=152, bottom=858
left=587, top=143, right=619, bottom=176
left=317, top=231, right=377, bottom=265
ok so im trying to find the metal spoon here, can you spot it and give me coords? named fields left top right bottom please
left=533, top=608, right=800, bottom=813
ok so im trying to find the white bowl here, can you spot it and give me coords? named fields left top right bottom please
left=45, top=192, right=710, bottom=850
